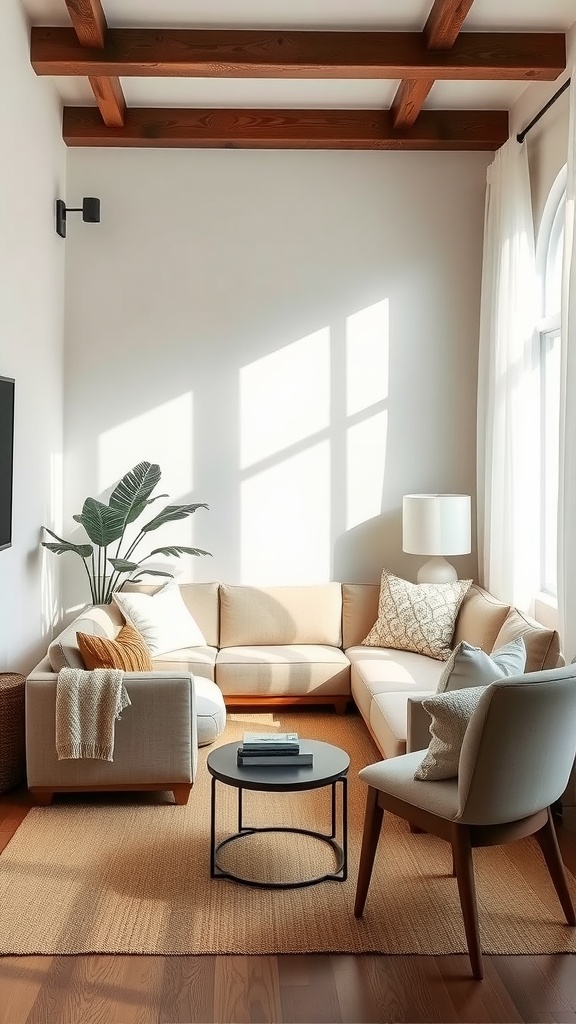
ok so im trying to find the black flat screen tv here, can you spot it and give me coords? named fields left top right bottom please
left=0, top=376, right=15, bottom=551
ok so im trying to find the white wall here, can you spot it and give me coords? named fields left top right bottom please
left=63, top=148, right=490, bottom=604
left=0, top=0, right=66, bottom=672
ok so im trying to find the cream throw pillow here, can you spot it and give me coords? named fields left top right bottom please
left=362, top=570, right=472, bottom=661
left=414, top=685, right=487, bottom=781
left=113, top=581, right=206, bottom=657
left=436, top=637, right=526, bottom=693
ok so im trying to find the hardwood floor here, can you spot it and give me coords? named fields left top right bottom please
left=0, top=787, right=575, bottom=1023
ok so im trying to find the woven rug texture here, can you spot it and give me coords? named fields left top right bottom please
left=1, top=711, right=575, bottom=956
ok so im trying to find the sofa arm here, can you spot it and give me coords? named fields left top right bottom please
left=25, top=672, right=197, bottom=792
left=407, top=697, right=431, bottom=754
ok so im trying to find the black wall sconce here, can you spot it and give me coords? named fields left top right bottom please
left=56, top=197, right=101, bottom=238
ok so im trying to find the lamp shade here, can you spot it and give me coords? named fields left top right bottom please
left=402, top=494, right=471, bottom=556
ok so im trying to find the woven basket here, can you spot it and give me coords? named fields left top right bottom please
left=0, top=674, right=26, bottom=793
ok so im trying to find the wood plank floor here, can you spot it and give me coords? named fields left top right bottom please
left=0, top=787, right=575, bottom=1023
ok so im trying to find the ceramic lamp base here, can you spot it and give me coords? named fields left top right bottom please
left=416, top=557, right=458, bottom=584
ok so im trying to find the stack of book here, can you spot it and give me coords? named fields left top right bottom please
left=236, top=732, right=313, bottom=767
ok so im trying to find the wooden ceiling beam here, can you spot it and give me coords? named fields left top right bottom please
left=31, top=27, right=565, bottom=81
left=425, top=0, right=476, bottom=49
left=393, top=0, right=476, bottom=129
left=64, top=0, right=126, bottom=127
left=62, top=105, right=508, bottom=150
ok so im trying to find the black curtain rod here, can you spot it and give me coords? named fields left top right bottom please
left=517, top=77, right=571, bottom=144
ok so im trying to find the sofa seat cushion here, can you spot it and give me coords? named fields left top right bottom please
left=360, top=752, right=459, bottom=819
left=195, top=678, right=226, bottom=746
left=347, top=646, right=443, bottom=721
left=369, top=691, right=434, bottom=759
left=215, top=645, right=350, bottom=696
left=153, top=646, right=218, bottom=682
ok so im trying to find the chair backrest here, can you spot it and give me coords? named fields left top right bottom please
left=457, top=665, right=576, bottom=825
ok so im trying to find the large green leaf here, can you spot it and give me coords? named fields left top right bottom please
left=108, top=558, right=140, bottom=572
left=77, top=498, right=126, bottom=546
left=147, top=545, right=211, bottom=558
left=42, top=541, right=93, bottom=558
left=141, top=503, right=209, bottom=534
left=127, top=569, right=174, bottom=582
left=42, top=528, right=93, bottom=559
left=109, top=462, right=162, bottom=525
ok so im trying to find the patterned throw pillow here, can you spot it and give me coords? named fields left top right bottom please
left=436, top=637, right=526, bottom=693
left=77, top=623, right=153, bottom=672
left=414, top=685, right=487, bottom=781
left=362, top=569, right=473, bottom=661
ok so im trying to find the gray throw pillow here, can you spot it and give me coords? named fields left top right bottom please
left=436, top=637, right=526, bottom=693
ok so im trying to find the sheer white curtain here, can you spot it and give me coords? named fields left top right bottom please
left=558, top=72, right=576, bottom=663
left=477, top=138, right=539, bottom=610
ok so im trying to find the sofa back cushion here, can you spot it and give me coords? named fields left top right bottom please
left=492, top=607, right=561, bottom=673
left=219, top=584, right=342, bottom=647
left=342, top=584, right=380, bottom=649
left=47, top=605, right=123, bottom=672
left=452, top=585, right=510, bottom=652
left=122, top=582, right=220, bottom=647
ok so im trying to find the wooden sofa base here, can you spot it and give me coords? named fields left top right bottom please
left=29, top=783, right=193, bottom=807
left=224, top=694, right=350, bottom=715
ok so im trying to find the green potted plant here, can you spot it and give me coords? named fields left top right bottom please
left=42, top=461, right=210, bottom=604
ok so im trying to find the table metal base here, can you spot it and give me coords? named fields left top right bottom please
left=210, top=776, right=348, bottom=889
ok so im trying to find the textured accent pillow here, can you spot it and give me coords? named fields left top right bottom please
left=113, top=580, right=206, bottom=657
left=414, top=685, right=487, bottom=781
left=436, top=637, right=526, bottom=693
left=362, top=570, right=473, bottom=661
left=77, top=623, right=153, bottom=671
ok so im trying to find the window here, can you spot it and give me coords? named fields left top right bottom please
left=537, top=167, right=566, bottom=600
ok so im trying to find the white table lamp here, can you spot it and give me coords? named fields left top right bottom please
left=402, top=494, right=471, bottom=583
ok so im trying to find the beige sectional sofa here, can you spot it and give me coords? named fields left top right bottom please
left=27, top=580, right=561, bottom=768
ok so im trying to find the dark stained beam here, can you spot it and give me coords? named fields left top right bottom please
left=32, top=28, right=565, bottom=81
left=393, top=0, right=476, bottom=129
left=88, top=75, right=126, bottom=127
left=64, top=0, right=126, bottom=127
left=63, top=105, right=509, bottom=150
left=391, top=80, right=435, bottom=129
left=425, top=0, right=476, bottom=49
left=64, top=0, right=106, bottom=48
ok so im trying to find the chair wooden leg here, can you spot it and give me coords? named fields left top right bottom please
left=534, top=807, right=576, bottom=925
left=172, top=784, right=192, bottom=806
left=354, top=786, right=384, bottom=918
left=451, top=824, right=483, bottom=980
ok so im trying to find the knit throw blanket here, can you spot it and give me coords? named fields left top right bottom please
left=56, top=668, right=131, bottom=761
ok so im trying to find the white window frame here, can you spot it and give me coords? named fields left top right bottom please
left=535, top=165, right=566, bottom=612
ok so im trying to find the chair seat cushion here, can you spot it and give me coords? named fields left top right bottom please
left=359, top=752, right=459, bottom=819
left=195, top=678, right=226, bottom=746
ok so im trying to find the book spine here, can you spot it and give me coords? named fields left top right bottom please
left=237, top=754, right=313, bottom=766
left=239, top=746, right=300, bottom=755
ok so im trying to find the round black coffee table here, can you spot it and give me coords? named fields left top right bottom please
left=207, top=739, right=349, bottom=889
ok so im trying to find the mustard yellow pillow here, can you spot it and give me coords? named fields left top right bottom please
left=77, top=623, right=153, bottom=671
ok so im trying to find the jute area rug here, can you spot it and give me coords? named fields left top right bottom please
left=1, top=710, right=575, bottom=956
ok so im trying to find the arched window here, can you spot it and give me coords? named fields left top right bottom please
left=537, top=166, right=566, bottom=599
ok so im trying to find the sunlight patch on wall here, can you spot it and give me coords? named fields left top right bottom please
left=98, top=394, right=193, bottom=498
left=240, top=328, right=330, bottom=469
left=346, top=299, right=389, bottom=416
left=241, top=441, right=330, bottom=584
left=346, top=411, right=388, bottom=531
left=41, top=450, right=64, bottom=634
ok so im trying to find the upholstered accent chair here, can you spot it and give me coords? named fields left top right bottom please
left=354, top=666, right=576, bottom=979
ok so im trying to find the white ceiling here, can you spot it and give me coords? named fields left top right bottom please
left=23, top=0, right=576, bottom=112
